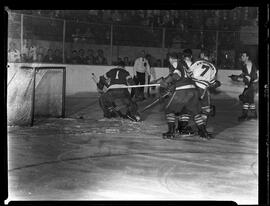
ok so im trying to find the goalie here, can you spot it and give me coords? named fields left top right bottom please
left=96, top=61, right=141, bottom=122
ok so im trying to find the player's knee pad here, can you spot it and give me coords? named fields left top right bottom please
left=243, top=103, right=249, bottom=110
left=201, top=114, right=208, bottom=125
left=202, top=106, right=211, bottom=115
left=166, top=113, right=176, bottom=123
left=249, top=103, right=256, bottom=110
left=178, top=114, right=190, bottom=122
left=194, top=114, right=204, bottom=126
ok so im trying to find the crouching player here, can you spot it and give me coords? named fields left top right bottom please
left=160, top=52, right=211, bottom=139
left=189, top=49, right=220, bottom=137
left=97, top=61, right=141, bottom=121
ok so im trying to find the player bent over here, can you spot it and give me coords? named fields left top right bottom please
left=189, top=49, right=220, bottom=137
left=97, top=61, right=141, bottom=121
left=237, top=51, right=258, bottom=121
left=160, top=52, right=211, bottom=139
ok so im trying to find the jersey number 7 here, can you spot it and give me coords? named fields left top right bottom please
left=200, top=65, right=210, bottom=77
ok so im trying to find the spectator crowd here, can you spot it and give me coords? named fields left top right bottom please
left=8, top=9, right=258, bottom=68
left=8, top=39, right=165, bottom=67
left=17, top=9, right=258, bottom=31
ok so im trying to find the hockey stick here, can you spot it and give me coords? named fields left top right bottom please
left=140, top=91, right=171, bottom=112
left=92, top=73, right=108, bottom=93
left=109, top=84, right=160, bottom=89
left=92, top=73, right=159, bottom=89
left=200, top=88, right=208, bottom=100
left=91, top=73, right=98, bottom=84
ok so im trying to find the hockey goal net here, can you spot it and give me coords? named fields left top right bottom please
left=7, top=64, right=66, bottom=126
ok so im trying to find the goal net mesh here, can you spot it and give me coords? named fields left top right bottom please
left=7, top=64, right=65, bottom=126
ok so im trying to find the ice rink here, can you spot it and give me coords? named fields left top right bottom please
left=7, top=91, right=259, bottom=204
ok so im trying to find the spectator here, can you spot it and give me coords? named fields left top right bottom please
left=78, top=49, right=86, bottom=64
left=123, top=56, right=130, bottom=66
left=95, top=49, right=108, bottom=65
left=111, top=10, right=122, bottom=24
left=8, top=41, right=21, bottom=63
left=172, top=11, right=180, bottom=27
left=85, top=49, right=96, bottom=65
left=36, top=53, right=44, bottom=63
left=72, top=28, right=80, bottom=43
left=121, top=11, right=130, bottom=25
left=68, top=50, right=80, bottom=64
left=29, top=40, right=38, bottom=62
left=130, top=10, right=142, bottom=25
left=54, top=49, right=62, bottom=63
left=161, top=11, right=171, bottom=27
left=102, top=10, right=112, bottom=23
left=117, top=57, right=122, bottom=63
left=113, top=57, right=122, bottom=66
left=152, top=10, right=161, bottom=27
left=36, top=46, right=45, bottom=57
left=137, top=10, right=145, bottom=25
left=21, top=39, right=35, bottom=62
left=156, top=59, right=162, bottom=67
left=43, top=49, right=54, bottom=63
left=88, top=10, right=99, bottom=23
left=84, top=28, right=95, bottom=44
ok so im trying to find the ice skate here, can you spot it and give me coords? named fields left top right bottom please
left=162, top=123, right=176, bottom=139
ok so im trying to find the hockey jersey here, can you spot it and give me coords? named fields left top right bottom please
left=105, top=68, right=132, bottom=89
left=239, top=62, right=258, bottom=86
left=170, top=59, right=196, bottom=90
left=189, top=59, right=217, bottom=89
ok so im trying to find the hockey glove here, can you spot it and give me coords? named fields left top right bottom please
left=210, top=80, right=221, bottom=89
left=159, top=78, right=169, bottom=88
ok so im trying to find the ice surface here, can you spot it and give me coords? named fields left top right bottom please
left=7, top=92, right=259, bottom=204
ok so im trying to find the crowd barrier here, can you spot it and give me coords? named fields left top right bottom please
left=8, top=63, right=249, bottom=100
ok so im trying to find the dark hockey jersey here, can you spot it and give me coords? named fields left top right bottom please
left=240, top=62, right=258, bottom=86
left=105, top=68, right=131, bottom=87
left=170, top=59, right=196, bottom=89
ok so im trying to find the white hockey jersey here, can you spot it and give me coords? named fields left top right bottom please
left=189, top=59, right=217, bottom=89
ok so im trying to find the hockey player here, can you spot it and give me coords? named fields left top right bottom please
left=159, top=52, right=211, bottom=139
left=97, top=61, right=141, bottom=121
left=237, top=51, right=258, bottom=121
left=177, top=48, right=196, bottom=136
left=189, top=49, right=220, bottom=137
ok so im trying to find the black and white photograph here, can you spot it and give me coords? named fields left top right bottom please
left=4, top=7, right=268, bottom=205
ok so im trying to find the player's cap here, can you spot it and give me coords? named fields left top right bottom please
left=182, top=49, right=192, bottom=58
left=168, top=52, right=178, bottom=59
